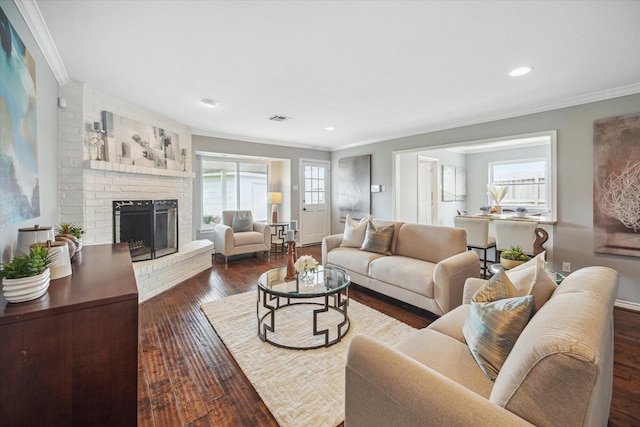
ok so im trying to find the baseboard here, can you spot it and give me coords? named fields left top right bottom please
left=615, top=299, right=640, bottom=312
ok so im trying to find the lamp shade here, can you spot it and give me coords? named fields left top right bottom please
left=268, top=192, right=283, bottom=205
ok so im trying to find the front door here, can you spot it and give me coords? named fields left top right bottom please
left=299, top=160, right=330, bottom=245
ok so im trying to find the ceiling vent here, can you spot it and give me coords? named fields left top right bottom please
left=268, top=115, right=292, bottom=122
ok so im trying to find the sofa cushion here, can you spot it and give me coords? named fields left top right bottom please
left=231, top=211, right=253, bottom=232
left=394, top=328, right=494, bottom=398
left=472, top=269, right=517, bottom=302
left=427, top=304, right=469, bottom=344
left=233, top=230, right=265, bottom=246
left=360, top=222, right=394, bottom=255
left=326, top=247, right=384, bottom=276
left=368, top=255, right=434, bottom=298
left=395, top=223, right=467, bottom=263
left=340, top=214, right=371, bottom=248
left=371, top=219, right=404, bottom=254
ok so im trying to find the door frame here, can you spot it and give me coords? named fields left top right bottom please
left=298, top=158, right=331, bottom=246
left=417, top=155, right=439, bottom=225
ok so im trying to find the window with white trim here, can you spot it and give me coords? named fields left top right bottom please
left=489, top=158, right=548, bottom=209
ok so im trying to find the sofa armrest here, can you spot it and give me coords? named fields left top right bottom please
left=346, top=334, right=533, bottom=427
left=433, top=250, right=480, bottom=314
left=463, top=277, right=487, bottom=304
left=214, top=223, right=234, bottom=255
left=322, top=234, right=344, bottom=265
left=253, top=222, right=271, bottom=246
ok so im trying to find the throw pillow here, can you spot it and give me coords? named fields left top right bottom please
left=471, top=269, right=517, bottom=303
left=506, top=255, right=557, bottom=312
left=360, top=221, right=394, bottom=255
left=463, top=295, right=534, bottom=381
left=340, top=215, right=371, bottom=248
left=231, top=211, right=253, bottom=232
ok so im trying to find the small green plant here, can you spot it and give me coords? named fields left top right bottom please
left=56, top=222, right=85, bottom=239
left=0, top=244, right=52, bottom=279
left=500, top=245, right=531, bottom=262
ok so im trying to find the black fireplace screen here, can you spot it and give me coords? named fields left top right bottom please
left=113, top=200, right=178, bottom=261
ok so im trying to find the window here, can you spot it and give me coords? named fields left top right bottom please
left=489, top=158, right=547, bottom=209
left=201, top=159, right=268, bottom=226
left=304, top=165, right=326, bottom=205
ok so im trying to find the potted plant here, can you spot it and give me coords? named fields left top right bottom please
left=1, top=244, right=53, bottom=303
left=55, top=222, right=85, bottom=254
left=500, top=245, right=531, bottom=269
left=515, top=206, right=529, bottom=217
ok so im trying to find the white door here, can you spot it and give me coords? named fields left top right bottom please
left=299, top=160, right=330, bottom=245
left=418, top=156, right=438, bottom=225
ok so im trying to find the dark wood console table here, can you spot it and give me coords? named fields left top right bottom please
left=0, top=243, right=138, bottom=426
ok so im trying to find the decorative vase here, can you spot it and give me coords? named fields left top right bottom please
left=2, top=268, right=51, bottom=303
left=494, top=205, right=502, bottom=214
left=500, top=258, right=525, bottom=270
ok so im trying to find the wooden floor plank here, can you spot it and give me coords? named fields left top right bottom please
left=137, top=245, right=640, bottom=426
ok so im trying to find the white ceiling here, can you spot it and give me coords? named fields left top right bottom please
left=30, top=0, right=640, bottom=151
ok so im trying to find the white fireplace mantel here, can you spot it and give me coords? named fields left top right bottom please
left=83, top=160, right=194, bottom=179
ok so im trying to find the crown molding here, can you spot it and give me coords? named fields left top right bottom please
left=331, top=83, right=640, bottom=151
left=14, top=0, right=70, bottom=85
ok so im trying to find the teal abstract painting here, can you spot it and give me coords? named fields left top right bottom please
left=0, top=6, right=40, bottom=227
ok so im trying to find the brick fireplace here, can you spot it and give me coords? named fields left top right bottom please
left=58, top=81, right=213, bottom=301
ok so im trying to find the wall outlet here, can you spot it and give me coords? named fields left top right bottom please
left=562, top=262, right=571, bottom=273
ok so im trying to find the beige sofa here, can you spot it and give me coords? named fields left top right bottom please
left=345, top=266, right=618, bottom=427
left=322, top=220, right=480, bottom=316
left=213, top=210, right=270, bottom=263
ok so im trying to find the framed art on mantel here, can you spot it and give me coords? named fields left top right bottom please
left=102, top=111, right=182, bottom=171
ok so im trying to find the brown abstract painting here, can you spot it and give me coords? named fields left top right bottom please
left=593, top=112, right=640, bottom=257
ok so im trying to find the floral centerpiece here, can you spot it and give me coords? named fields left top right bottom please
left=487, top=185, right=508, bottom=213
left=479, top=205, right=491, bottom=215
left=515, top=206, right=529, bottom=217
left=294, top=255, right=319, bottom=283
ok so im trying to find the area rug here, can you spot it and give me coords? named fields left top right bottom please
left=201, top=291, right=416, bottom=427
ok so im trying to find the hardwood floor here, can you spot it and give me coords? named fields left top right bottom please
left=137, top=245, right=640, bottom=426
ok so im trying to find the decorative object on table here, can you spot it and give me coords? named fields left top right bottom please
left=89, top=121, right=107, bottom=160
left=500, top=245, right=531, bottom=270
left=268, top=192, right=283, bottom=223
left=289, top=220, right=298, bottom=231
left=487, top=184, right=507, bottom=213
left=479, top=205, right=491, bottom=215
left=16, top=224, right=55, bottom=255
left=593, top=112, right=640, bottom=258
left=32, top=240, right=72, bottom=280
left=1, top=243, right=52, bottom=303
left=284, top=240, right=297, bottom=281
left=55, top=222, right=85, bottom=255
left=515, top=206, right=529, bottom=217
left=294, top=255, right=318, bottom=284
left=0, top=7, right=40, bottom=227
left=285, top=229, right=295, bottom=242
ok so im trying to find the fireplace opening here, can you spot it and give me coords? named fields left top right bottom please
left=113, top=200, right=178, bottom=261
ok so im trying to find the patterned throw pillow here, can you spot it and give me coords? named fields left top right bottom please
left=231, top=211, right=253, bottom=232
left=359, top=221, right=394, bottom=255
left=463, top=269, right=535, bottom=381
left=340, top=215, right=371, bottom=248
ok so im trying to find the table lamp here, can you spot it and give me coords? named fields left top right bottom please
left=268, top=192, right=283, bottom=223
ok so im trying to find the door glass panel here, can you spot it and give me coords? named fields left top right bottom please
left=304, top=164, right=326, bottom=205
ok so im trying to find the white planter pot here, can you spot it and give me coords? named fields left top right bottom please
left=2, top=268, right=51, bottom=303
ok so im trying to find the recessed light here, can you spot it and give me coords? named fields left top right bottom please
left=509, top=66, right=533, bottom=77
left=325, top=126, right=335, bottom=131
left=201, top=98, right=218, bottom=108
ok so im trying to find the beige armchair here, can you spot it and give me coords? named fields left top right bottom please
left=213, top=210, right=270, bottom=263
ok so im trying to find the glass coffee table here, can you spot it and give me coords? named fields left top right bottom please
left=257, top=265, right=350, bottom=350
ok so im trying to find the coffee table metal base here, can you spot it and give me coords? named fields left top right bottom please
left=257, top=288, right=350, bottom=350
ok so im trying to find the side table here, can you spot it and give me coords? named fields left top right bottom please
left=268, top=222, right=289, bottom=253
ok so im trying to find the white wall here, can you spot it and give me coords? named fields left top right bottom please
left=0, top=2, right=59, bottom=262
left=332, top=93, right=640, bottom=305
